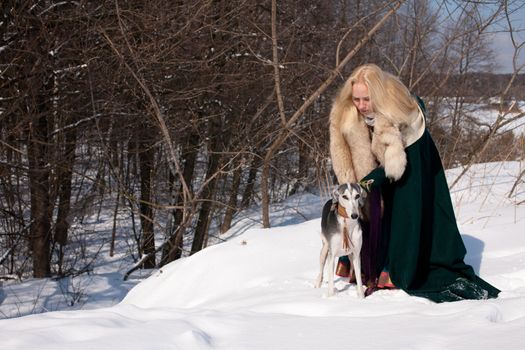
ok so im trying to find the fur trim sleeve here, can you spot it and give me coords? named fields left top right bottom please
left=372, top=117, right=406, bottom=181
left=329, top=96, right=377, bottom=184
left=330, top=122, right=356, bottom=183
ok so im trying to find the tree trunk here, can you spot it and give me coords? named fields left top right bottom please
left=54, top=127, right=77, bottom=275
left=191, top=115, right=222, bottom=255
left=289, top=142, right=308, bottom=196
left=161, top=133, right=199, bottom=265
left=109, top=189, right=120, bottom=257
left=240, top=154, right=260, bottom=209
left=28, top=115, right=52, bottom=278
left=138, top=138, right=156, bottom=268
left=191, top=150, right=221, bottom=254
left=220, top=164, right=242, bottom=233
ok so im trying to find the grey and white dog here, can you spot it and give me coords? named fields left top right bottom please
left=315, top=183, right=366, bottom=298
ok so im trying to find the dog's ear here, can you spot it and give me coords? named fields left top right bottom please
left=358, top=189, right=366, bottom=207
left=358, top=184, right=367, bottom=202
left=330, top=186, right=339, bottom=210
left=350, top=182, right=366, bottom=207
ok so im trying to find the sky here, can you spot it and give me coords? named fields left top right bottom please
left=488, top=2, right=525, bottom=73
left=1, top=160, right=524, bottom=349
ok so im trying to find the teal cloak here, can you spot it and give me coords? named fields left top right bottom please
left=361, top=110, right=500, bottom=303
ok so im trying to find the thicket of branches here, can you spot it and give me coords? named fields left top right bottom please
left=1, top=0, right=523, bottom=280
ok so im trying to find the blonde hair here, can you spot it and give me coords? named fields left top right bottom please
left=335, top=64, right=417, bottom=125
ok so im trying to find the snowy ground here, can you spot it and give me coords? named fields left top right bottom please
left=432, top=98, right=525, bottom=136
left=1, top=161, right=525, bottom=349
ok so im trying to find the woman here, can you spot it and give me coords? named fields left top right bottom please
left=329, top=64, right=500, bottom=302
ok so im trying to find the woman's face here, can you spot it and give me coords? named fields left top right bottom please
left=351, top=82, right=372, bottom=116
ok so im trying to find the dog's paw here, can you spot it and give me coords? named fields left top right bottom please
left=321, top=289, right=337, bottom=298
left=314, top=275, right=323, bottom=288
left=355, top=286, right=365, bottom=299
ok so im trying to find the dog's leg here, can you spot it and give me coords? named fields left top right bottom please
left=327, top=250, right=336, bottom=296
left=315, top=239, right=329, bottom=288
left=351, top=227, right=365, bottom=298
left=351, top=253, right=364, bottom=298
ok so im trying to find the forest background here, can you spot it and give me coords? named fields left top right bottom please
left=0, top=0, right=524, bottom=285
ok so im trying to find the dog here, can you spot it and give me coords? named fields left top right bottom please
left=315, top=183, right=366, bottom=298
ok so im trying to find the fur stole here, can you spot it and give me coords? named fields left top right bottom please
left=330, top=100, right=425, bottom=184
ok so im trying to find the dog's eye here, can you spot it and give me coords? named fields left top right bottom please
left=355, top=194, right=360, bottom=200
left=342, top=195, right=349, bottom=200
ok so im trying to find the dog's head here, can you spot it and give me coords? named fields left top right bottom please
left=331, top=183, right=366, bottom=219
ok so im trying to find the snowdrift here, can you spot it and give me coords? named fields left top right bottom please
left=2, top=162, right=525, bottom=350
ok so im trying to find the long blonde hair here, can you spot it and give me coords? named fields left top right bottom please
left=335, top=64, right=417, bottom=125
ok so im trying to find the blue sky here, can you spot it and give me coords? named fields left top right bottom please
left=489, top=3, right=525, bottom=73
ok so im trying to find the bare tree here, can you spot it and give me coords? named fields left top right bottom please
left=1, top=0, right=524, bottom=281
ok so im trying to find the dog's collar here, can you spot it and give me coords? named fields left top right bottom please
left=336, top=204, right=349, bottom=218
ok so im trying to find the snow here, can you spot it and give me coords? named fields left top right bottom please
left=437, top=99, right=525, bottom=136
left=1, top=161, right=525, bottom=349
left=470, top=103, right=525, bottom=136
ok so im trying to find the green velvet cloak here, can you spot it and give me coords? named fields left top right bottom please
left=361, top=110, right=500, bottom=303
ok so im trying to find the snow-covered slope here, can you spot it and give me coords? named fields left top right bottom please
left=1, top=161, right=525, bottom=349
